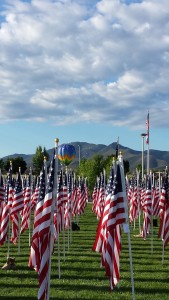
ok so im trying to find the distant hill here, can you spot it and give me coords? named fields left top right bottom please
left=2, top=142, right=169, bottom=172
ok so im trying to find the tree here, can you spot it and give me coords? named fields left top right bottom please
left=77, top=155, right=108, bottom=196
left=0, top=159, right=4, bottom=172
left=4, top=157, right=27, bottom=174
left=76, top=154, right=130, bottom=196
left=124, top=159, right=130, bottom=174
left=32, top=146, right=49, bottom=175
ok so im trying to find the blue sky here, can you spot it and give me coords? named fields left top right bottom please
left=0, top=0, right=169, bottom=157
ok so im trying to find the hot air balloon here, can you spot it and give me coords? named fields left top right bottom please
left=58, top=144, right=76, bottom=166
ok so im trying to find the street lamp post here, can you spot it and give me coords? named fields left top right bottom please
left=141, top=133, right=146, bottom=181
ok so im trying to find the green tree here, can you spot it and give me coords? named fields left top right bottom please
left=76, top=154, right=130, bottom=196
left=124, top=159, right=130, bottom=174
left=0, top=159, right=4, bottom=172
left=4, top=157, right=27, bottom=174
left=77, top=154, right=108, bottom=196
left=32, top=146, right=49, bottom=175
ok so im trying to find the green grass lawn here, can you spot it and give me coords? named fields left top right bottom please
left=0, top=203, right=169, bottom=300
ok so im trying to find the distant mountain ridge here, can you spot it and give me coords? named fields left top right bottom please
left=2, top=142, right=169, bottom=172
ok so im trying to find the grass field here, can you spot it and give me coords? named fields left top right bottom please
left=0, top=203, right=169, bottom=300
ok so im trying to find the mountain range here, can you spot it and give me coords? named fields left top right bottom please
left=2, top=142, right=169, bottom=172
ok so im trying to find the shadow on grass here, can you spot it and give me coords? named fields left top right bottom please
left=0, top=297, right=36, bottom=300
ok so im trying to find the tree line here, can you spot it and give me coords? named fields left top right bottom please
left=0, top=146, right=49, bottom=175
left=0, top=146, right=129, bottom=195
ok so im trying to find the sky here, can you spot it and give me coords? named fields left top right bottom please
left=0, top=0, right=169, bottom=158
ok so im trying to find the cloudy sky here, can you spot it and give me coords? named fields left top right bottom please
left=0, top=0, right=169, bottom=157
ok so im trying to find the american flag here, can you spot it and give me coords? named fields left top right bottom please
left=77, top=177, right=88, bottom=215
left=158, top=173, right=167, bottom=218
left=127, top=178, right=134, bottom=203
left=158, top=169, right=169, bottom=247
left=64, top=171, right=72, bottom=229
left=104, top=224, right=122, bottom=289
left=103, top=162, right=127, bottom=290
left=10, top=170, right=24, bottom=244
left=54, top=170, right=68, bottom=233
left=95, top=174, right=106, bottom=219
left=57, top=171, right=67, bottom=210
left=6, top=167, right=14, bottom=209
left=0, top=168, right=14, bottom=246
left=29, top=168, right=46, bottom=271
left=106, top=163, right=127, bottom=231
left=152, top=183, right=160, bottom=217
left=20, top=175, right=32, bottom=234
left=129, top=178, right=140, bottom=224
left=38, top=153, right=55, bottom=300
left=140, top=181, right=146, bottom=211
left=141, top=175, right=152, bottom=240
left=31, top=176, right=40, bottom=211
left=10, top=171, right=24, bottom=215
left=93, top=161, right=126, bottom=290
left=71, top=176, right=79, bottom=217
left=0, top=176, right=5, bottom=220
left=91, top=178, right=99, bottom=215
left=92, top=163, right=114, bottom=255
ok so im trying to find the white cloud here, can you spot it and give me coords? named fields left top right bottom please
left=0, top=0, right=169, bottom=130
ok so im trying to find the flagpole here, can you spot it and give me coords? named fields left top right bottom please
left=7, top=161, right=13, bottom=259
left=66, top=168, right=71, bottom=251
left=17, top=167, right=22, bottom=256
left=141, top=133, right=146, bottom=181
left=146, top=112, right=150, bottom=175
left=136, top=168, right=141, bottom=234
left=147, top=144, right=150, bottom=176
left=47, top=138, right=59, bottom=300
left=149, top=171, right=154, bottom=254
left=161, top=167, right=167, bottom=265
left=61, top=166, right=66, bottom=262
left=119, top=153, right=135, bottom=300
left=157, top=171, right=165, bottom=265
left=44, top=156, right=48, bottom=186
left=29, top=168, right=32, bottom=247
left=70, top=172, right=73, bottom=244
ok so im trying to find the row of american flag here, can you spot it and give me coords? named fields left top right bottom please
left=0, top=148, right=89, bottom=300
left=127, top=169, right=169, bottom=245
left=92, top=167, right=169, bottom=243
left=91, top=155, right=132, bottom=293
left=91, top=159, right=169, bottom=292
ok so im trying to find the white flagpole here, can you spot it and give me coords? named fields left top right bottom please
left=161, top=210, right=166, bottom=265
left=7, top=216, right=11, bottom=259
left=47, top=138, right=59, bottom=300
left=149, top=171, right=154, bottom=254
left=146, top=112, right=150, bottom=176
left=147, top=145, right=150, bottom=176
left=66, top=168, right=70, bottom=251
left=61, top=167, right=66, bottom=262
left=7, top=161, right=13, bottom=259
left=69, top=170, right=73, bottom=244
left=119, top=153, right=135, bottom=300
left=158, top=171, right=165, bottom=265
left=17, top=167, right=23, bottom=256
left=18, top=212, right=21, bottom=255
left=44, top=156, right=48, bottom=187
left=136, top=169, right=141, bottom=234
left=161, top=168, right=167, bottom=265
left=29, top=168, right=32, bottom=247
